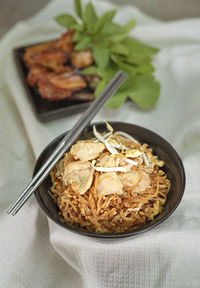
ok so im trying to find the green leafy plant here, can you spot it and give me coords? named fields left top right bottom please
left=55, top=0, right=160, bottom=109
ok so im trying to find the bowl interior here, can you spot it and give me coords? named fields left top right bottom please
left=34, top=122, right=185, bottom=238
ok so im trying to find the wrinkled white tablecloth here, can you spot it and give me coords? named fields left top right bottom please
left=0, top=0, right=200, bottom=287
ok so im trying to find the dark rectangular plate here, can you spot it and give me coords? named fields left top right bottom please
left=13, top=43, right=93, bottom=122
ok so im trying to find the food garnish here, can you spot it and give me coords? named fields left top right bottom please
left=54, top=0, right=160, bottom=109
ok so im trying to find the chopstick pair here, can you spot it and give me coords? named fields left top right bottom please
left=7, top=71, right=127, bottom=216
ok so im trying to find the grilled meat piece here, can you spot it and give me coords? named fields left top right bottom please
left=48, top=71, right=86, bottom=91
left=24, top=40, right=68, bottom=72
left=27, top=49, right=67, bottom=71
left=38, top=80, right=73, bottom=100
left=71, top=92, right=95, bottom=101
left=84, top=74, right=101, bottom=90
left=26, top=65, right=53, bottom=87
left=26, top=65, right=74, bottom=87
left=55, top=30, right=74, bottom=53
left=24, top=29, right=96, bottom=102
left=24, top=40, right=56, bottom=67
left=70, top=49, right=93, bottom=69
left=37, top=71, right=87, bottom=101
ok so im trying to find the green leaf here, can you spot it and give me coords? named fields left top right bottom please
left=128, top=74, right=160, bottom=108
left=126, top=38, right=158, bottom=55
left=110, top=54, right=137, bottom=74
left=54, top=14, right=77, bottom=28
left=100, top=23, right=125, bottom=37
left=93, top=10, right=116, bottom=34
left=95, top=80, right=107, bottom=97
left=74, top=0, right=82, bottom=19
left=93, top=44, right=109, bottom=70
left=74, top=37, right=91, bottom=50
left=81, top=66, right=98, bottom=75
left=83, top=2, right=97, bottom=34
left=123, top=54, right=151, bottom=65
left=105, top=90, right=127, bottom=109
left=135, top=64, right=154, bottom=74
left=70, top=23, right=85, bottom=32
left=96, top=62, right=119, bottom=81
left=73, top=31, right=85, bottom=42
left=100, top=21, right=135, bottom=43
left=103, top=33, right=128, bottom=43
left=119, top=75, right=135, bottom=91
left=124, top=19, right=136, bottom=33
left=110, top=43, right=129, bottom=56
left=122, top=37, right=159, bottom=65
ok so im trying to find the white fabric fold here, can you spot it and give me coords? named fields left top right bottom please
left=0, top=0, right=200, bottom=287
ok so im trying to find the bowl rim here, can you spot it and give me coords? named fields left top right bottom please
left=34, top=121, right=186, bottom=238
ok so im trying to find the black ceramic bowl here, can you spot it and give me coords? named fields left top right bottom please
left=34, top=122, right=186, bottom=238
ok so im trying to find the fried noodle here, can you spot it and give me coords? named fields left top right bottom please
left=49, top=124, right=170, bottom=234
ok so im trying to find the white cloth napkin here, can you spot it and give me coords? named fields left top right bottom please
left=0, top=0, right=200, bottom=287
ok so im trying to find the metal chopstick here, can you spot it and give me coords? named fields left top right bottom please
left=7, top=71, right=127, bottom=215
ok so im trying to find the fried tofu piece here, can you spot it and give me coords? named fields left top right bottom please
left=70, top=49, right=93, bottom=68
